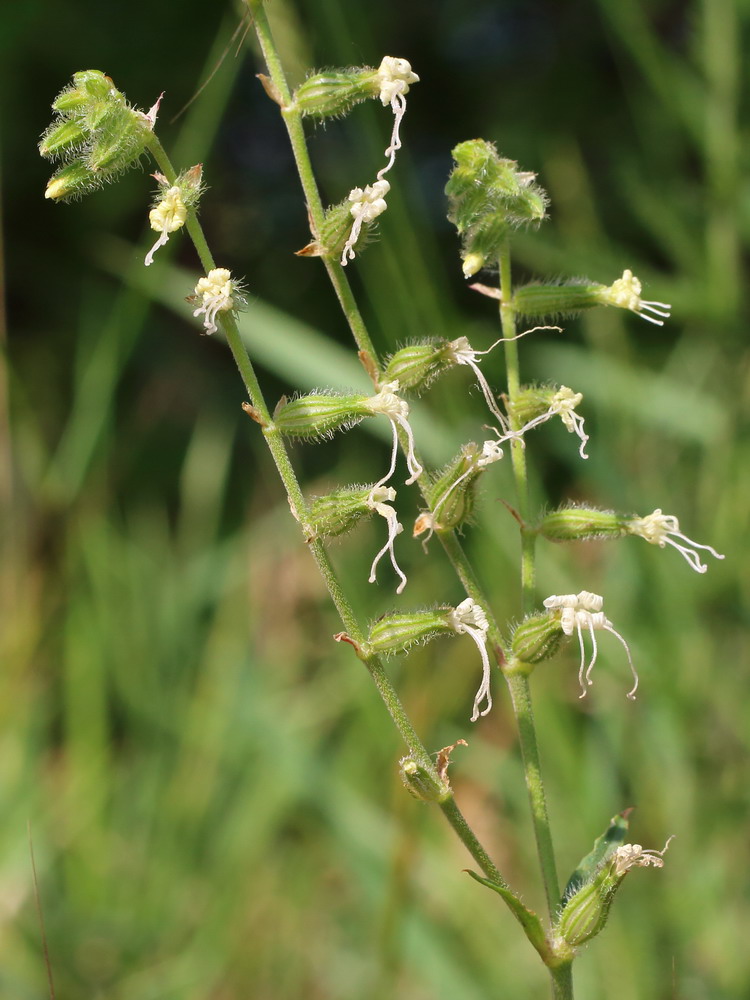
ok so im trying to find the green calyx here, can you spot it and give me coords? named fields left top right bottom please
left=508, top=611, right=564, bottom=665
left=382, top=339, right=456, bottom=393
left=538, top=506, right=628, bottom=543
left=273, top=392, right=372, bottom=441
left=293, top=67, right=381, bottom=119
left=307, top=485, right=381, bottom=539
left=368, top=609, right=453, bottom=656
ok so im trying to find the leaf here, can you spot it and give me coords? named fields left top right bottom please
left=561, top=808, right=632, bottom=904
left=465, top=870, right=551, bottom=962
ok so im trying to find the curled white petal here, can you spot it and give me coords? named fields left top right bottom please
left=341, top=179, right=391, bottom=265
left=447, top=599, right=493, bottom=722
left=366, top=381, right=422, bottom=486
left=627, top=509, right=724, bottom=574
left=145, top=186, right=187, bottom=267
left=613, top=836, right=674, bottom=876
left=366, top=486, right=407, bottom=594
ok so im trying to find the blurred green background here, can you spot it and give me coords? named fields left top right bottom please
left=3, top=0, right=748, bottom=997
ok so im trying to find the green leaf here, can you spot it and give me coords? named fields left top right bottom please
left=465, top=870, right=551, bottom=962
left=561, top=809, right=632, bottom=904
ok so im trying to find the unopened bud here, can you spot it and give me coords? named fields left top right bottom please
left=44, top=161, right=98, bottom=201
left=446, top=140, right=548, bottom=274
left=399, top=756, right=451, bottom=803
left=368, top=609, right=452, bottom=656
left=509, top=612, right=565, bottom=665
left=539, top=506, right=626, bottom=542
left=39, top=119, right=87, bottom=159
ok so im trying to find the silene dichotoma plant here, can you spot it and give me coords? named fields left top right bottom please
left=40, top=8, right=724, bottom=997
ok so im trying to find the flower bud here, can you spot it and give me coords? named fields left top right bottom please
left=273, top=392, right=372, bottom=440
left=509, top=612, right=565, bottom=665
left=446, top=140, right=548, bottom=275
left=39, top=119, right=87, bottom=159
left=539, top=506, right=626, bottom=542
left=368, top=609, right=453, bottom=656
left=399, top=756, right=451, bottom=803
left=44, top=161, right=99, bottom=201
left=41, top=71, right=155, bottom=200
left=382, top=339, right=455, bottom=393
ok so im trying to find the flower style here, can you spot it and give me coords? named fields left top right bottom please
left=365, top=380, right=423, bottom=489
left=366, top=486, right=408, bottom=594
left=192, top=268, right=239, bottom=334
left=626, top=509, right=724, bottom=574
left=375, top=56, right=419, bottom=180
left=446, top=598, right=493, bottom=722
left=517, top=386, right=590, bottom=459
left=543, top=591, right=638, bottom=699
left=340, top=179, right=391, bottom=265
left=445, top=336, right=518, bottom=434
left=145, top=186, right=187, bottom=266
left=597, top=269, right=671, bottom=326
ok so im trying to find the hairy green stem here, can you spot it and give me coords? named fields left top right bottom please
left=551, top=963, right=574, bottom=999
left=145, top=128, right=506, bottom=885
left=245, top=0, right=510, bottom=666
left=499, top=244, right=563, bottom=936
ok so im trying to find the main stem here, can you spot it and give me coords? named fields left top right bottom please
left=499, top=244, right=563, bottom=931
left=246, top=0, right=510, bottom=663
left=143, top=131, right=505, bottom=888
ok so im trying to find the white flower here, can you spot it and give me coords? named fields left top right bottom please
left=613, top=836, right=674, bottom=876
left=543, top=591, right=638, bottom=700
left=365, top=380, right=423, bottom=489
left=366, top=486, right=408, bottom=594
left=446, top=598, right=493, bottom=722
left=144, top=186, right=187, bottom=266
left=375, top=57, right=419, bottom=180
left=597, top=269, right=671, bottom=326
left=626, top=509, right=724, bottom=574
left=340, top=179, right=391, bottom=265
left=516, top=386, right=590, bottom=459
left=192, top=268, right=237, bottom=334
left=446, top=336, right=521, bottom=435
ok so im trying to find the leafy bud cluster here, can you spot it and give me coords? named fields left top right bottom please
left=40, top=70, right=155, bottom=201
left=446, top=140, right=548, bottom=277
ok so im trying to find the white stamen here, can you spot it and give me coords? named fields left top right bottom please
left=341, top=179, right=390, bottom=266
left=366, top=486, right=407, bottom=594
left=627, top=509, right=724, bottom=574
left=192, top=267, right=237, bottom=334
left=599, top=269, right=672, bottom=326
left=446, top=599, right=493, bottom=722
